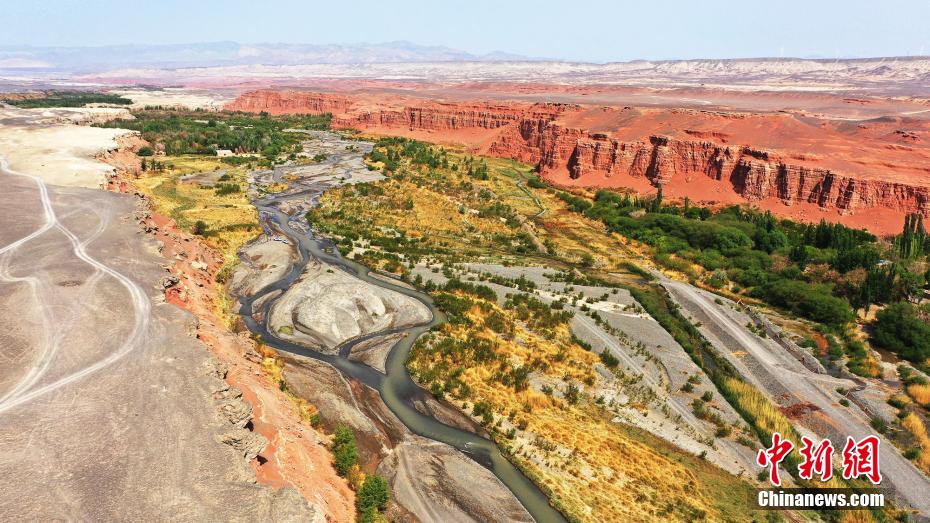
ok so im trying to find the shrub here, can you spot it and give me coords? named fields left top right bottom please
left=752, top=279, right=854, bottom=328
left=599, top=350, right=620, bottom=368
left=332, top=426, right=358, bottom=476
left=357, top=474, right=389, bottom=518
left=192, top=220, right=209, bottom=236
left=872, top=302, right=930, bottom=362
left=564, top=384, right=580, bottom=405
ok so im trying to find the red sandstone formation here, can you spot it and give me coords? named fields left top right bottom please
left=228, top=89, right=930, bottom=234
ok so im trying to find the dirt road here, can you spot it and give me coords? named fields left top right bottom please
left=663, top=279, right=930, bottom=516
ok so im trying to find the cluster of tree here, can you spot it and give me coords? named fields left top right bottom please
left=433, top=292, right=477, bottom=325
left=330, top=426, right=389, bottom=523
left=749, top=279, right=854, bottom=328
left=859, top=215, right=930, bottom=364
left=555, top=187, right=896, bottom=329
left=526, top=175, right=546, bottom=189
left=846, top=262, right=926, bottom=311
left=218, top=155, right=255, bottom=166
left=410, top=332, right=494, bottom=400
left=332, top=426, right=358, bottom=476
left=504, top=293, right=573, bottom=331
left=96, top=110, right=331, bottom=159
left=2, top=90, right=132, bottom=108
left=871, top=302, right=930, bottom=363
left=895, top=213, right=929, bottom=259
left=140, top=158, right=167, bottom=172
left=552, top=183, right=930, bottom=369
left=214, top=183, right=240, bottom=196
left=365, top=137, right=446, bottom=172
left=442, top=278, right=498, bottom=301
left=356, top=475, right=389, bottom=523
left=463, top=157, right=489, bottom=180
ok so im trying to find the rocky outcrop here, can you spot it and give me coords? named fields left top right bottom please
left=227, top=90, right=930, bottom=232
left=379, top=437, right=534, bottom=523
left=229, top=91, right=353, bottom=115
left=281, top=353, right=531, bottom=523
left=267, top=259, right=431, bottom=353
left=493, top=125, right=930, bottom=216
left=227, top=90, right=569, bottom=134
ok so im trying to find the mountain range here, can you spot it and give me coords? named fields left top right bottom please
left=0, top=41, right=534, bottom=72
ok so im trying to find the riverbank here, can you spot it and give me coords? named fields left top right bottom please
left=104, top=154, right=357, bottom=522
left=307, top=137, right=767, bottom=522
left=230, top=131, right=548, bottom=522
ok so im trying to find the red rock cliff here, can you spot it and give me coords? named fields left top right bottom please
left=489, top=120, right=930, bottom=218
left=227, top=90, right=930, bottom=233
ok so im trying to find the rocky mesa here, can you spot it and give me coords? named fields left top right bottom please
left=227, top=89, right=930, bottom=234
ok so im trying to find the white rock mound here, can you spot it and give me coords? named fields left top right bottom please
left=268, top=259, right=430, bottom=353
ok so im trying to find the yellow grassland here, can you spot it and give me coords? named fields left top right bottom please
left=312, top=143, right=882, bottom=521
left=131, top=155, right=259, bottom=321
left=408, top=294, right=755, bottom=522
left=907, top=383, right=930, bottom=408
left=318, top=153, right=638, bottom=274
left=902, top=413, right=930, bottom=474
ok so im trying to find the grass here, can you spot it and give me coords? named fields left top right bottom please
left=407, top=289, right=755, bottom=522
left=907, top=383, right=930, bottom=408
left=718, top=378, right=797, bottom=441
left=309, top=137, right=894, bottom=521
left=901, top=413, right=930, bottom=474
left=312, top=141, right=760, bottom=522
left=131, top=154, right=259, bottom=321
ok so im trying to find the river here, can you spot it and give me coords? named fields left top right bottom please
left=236, top=131, right=566, bottom=523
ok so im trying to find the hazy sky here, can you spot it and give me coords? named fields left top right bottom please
left=4, top=0, right=929, bottom=62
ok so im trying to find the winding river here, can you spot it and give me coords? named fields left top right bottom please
left=236, top=132, right=566, bottom=523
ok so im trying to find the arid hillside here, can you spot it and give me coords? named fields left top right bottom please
left=228, top=87, right=930, bottom=234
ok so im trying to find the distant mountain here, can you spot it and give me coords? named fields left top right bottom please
left=76, top=56, right=930, bottom=96
left=0, top=41, right=537, bottom=72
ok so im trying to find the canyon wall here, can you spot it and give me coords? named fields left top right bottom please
left=227, top=90, right=930, bottom=233
left=490, top=123, right=930, bottom=217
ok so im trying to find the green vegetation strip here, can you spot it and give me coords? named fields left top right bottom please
left=96, top=108, right=331, bottom=162
left=2, top=90, right=132, bottom=108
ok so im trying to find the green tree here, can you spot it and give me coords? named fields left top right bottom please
left=754, top=279, right=854, bottom=328
left=332, top=426, right=358, bottom=476
left=872, top=302, right=930, bottom=362
left=895, top=213, right=928, bottom=259
left=192, top=220, right=208, bottom=236
left=357, top=474, right=389, bottom=515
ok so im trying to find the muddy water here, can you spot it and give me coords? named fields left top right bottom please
left=237, top=132, right=565, bottom=523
